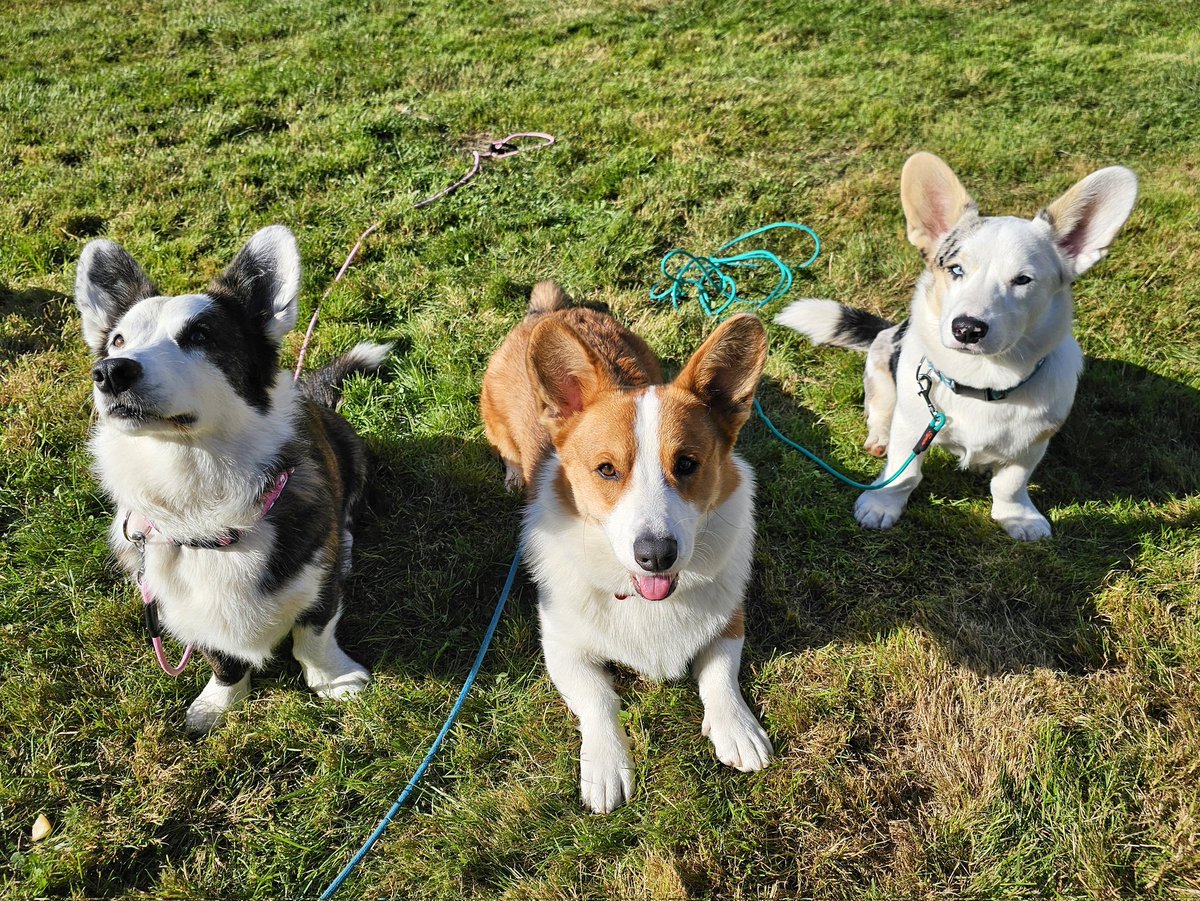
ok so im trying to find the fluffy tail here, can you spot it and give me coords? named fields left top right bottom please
left=774, top=299, right=894, bottom=352
left=301, top=342, right=392, bottom=408
left=526, top=280, right=570, bottom=318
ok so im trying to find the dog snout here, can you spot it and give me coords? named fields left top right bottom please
left=92, top=357, right=143, bottom=395
left=633, top=534, right=678, bottom=573
left=950, top=316, right=989, bottom=345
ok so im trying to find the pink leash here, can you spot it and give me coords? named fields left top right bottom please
left=292, top=132, right=556, bottom=376
left=137, top=468, right=294, bottom=676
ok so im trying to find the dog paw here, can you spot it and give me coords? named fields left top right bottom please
left=579, top=735, right=634, bottom=813
left=863, top=431, right=889, bottom=458
left=703, top=703, right=773, bottom=772
left=854, top=492, right=905, bottom=530
left=186, top=675, right=250, bottom=734
left=306, top=663, right=370, bottom=700
left=996, top=511, right=1052, bottom=541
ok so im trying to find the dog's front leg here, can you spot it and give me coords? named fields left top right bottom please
left=854, top=404, right=928, bottom=530
left=989, top=440, right=1051, bottom=540
left=542, top=637, right=633, bottom=813
left=693, top=633, right=772, bottom=773
left=187, top=650, right=252, bottom=733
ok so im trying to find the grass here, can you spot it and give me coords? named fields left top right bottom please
left=2, top=0, right=1199, bottom=897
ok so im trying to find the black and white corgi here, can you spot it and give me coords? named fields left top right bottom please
left=777, top=153, right=1138, bottom=540
left=74, top=225, right=389, bottom=731
left=482, top=283, right=773, bottom=812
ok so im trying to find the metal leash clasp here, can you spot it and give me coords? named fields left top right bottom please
left=912, top=365, right=947, bottom=455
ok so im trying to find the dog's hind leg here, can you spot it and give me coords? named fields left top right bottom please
left=187, top=650, right=252, bottom=733
left=293, top=581, right=370, bottom=699
left=863, top=327, right=900, bottom=458
left=989, top=440, right=1052, bottom=541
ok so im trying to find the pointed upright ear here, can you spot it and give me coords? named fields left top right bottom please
left=210, top=225, right=301, bottom=344
left=74, top=239, right=158, bottom=355
left=900, top=152, right=978, bottom=260
left=1038, top=166, right=1138, bottom=281
left=675, top=314, right=767, bottom=437
left=527, top=318, right=615, bottom=436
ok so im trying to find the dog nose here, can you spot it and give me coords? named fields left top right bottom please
left=92, top=357, right=143, bottom=395
left=634, top=535, right=678, bottom=572
left=951, top=316, right=989, bottom=344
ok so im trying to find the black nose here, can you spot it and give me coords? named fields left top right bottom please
left=951, top=316, right=989, bottom=345
left=92, top=357, right=143, bottom=395
left=634, top=535, right=678, bottom=573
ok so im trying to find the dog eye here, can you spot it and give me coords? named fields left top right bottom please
left=948, top=264, right=965, bottom=279
left=111, top=333, right=125, bottom=349
left=1012, top=274, right=1033, bottom=286
left=596, top=462, right=619, bottom=480
left=674, top=456, right=699, bottom=477
left=181, top=326, right=207, bottom=346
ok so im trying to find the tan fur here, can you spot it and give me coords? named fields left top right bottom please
left=656, top=384, right=744, bottom=510
left=901, top=152, right=978, bottom=260
left=480, top=283, right=660, bottom=489
left=720, top=606, right=745, bottom=639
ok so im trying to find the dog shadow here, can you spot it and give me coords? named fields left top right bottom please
left=743, top=359, right=1200, bottom=678
left=0, top=285, right=70, bottom=362
left=330, top=431, right=536, bottom=682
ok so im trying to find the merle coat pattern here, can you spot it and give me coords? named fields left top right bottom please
left=75, top=225, right=388, bottom=731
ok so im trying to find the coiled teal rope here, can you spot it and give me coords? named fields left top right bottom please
left=651, top=222, right=942, bottom=491
left=650, top=222, right=820, bottom=317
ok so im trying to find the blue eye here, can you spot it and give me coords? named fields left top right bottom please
left=948, top=264, right=965, bottom=280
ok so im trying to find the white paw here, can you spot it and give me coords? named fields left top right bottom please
left=186, top=675, right=250, bottom=734
left=303, top=655, right=370, bottom=699
left=864, top=431, right=889, bottom=458
left=996, top=510, right=1052, bottom=541
left=702, top=702, right=773, bottom=772
left=854, top=490, right=906, bottom=530
left=579, top=734, right=634, bottom=813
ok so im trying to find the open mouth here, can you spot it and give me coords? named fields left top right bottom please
left=630, top=573, right=678, bottom=601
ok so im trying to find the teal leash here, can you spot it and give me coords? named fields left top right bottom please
left=318, top=544, right=522, bottom=899
left=652, top=222, right=945, bottom=491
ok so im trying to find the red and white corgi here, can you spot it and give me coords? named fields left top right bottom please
left=481, top=282, right=772, bottom=812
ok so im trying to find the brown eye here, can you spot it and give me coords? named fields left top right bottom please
left=674, top=456, right=699, bottom=477
left=1012, top=274, right=1033, bottom=286
left=112, top=334, right=125, bottom=349
left=596, top=462, right=619, bottom=480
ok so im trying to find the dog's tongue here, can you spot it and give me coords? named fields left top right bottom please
left=634, top=574, right=674, bottom=601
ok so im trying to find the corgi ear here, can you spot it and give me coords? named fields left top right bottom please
left=900, top=152, right=978, bottom=260
left=1038, top=166, right=1138, bottom=281
left=210, top=225, right=301, bottom=345
left=675, top=314, right=767, bottom=439
left=527, top=318, right=615, bottom=435
left=74, top=239, right=158, bottom=356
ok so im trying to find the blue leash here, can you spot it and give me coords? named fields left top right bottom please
left=652, top=222, right=944, bottom=491
left=319, top=544, right=523, bottom=899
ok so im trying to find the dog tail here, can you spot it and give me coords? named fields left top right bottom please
left=526, top=280, right=570, bottom=318
left=775, top=299, right=894, bottom=353
left=301, top=342, right=392, bottom=408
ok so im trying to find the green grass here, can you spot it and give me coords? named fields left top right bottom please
left=2, top=0, right=1199, bottom=897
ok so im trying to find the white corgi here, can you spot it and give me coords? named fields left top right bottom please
left=481, top=282, right=773, bottom=812
left=777, top=153, right=1138, bottom=540
left=75, top=225, right=389, bottom=731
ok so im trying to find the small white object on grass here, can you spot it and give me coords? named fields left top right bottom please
left=31, top=813, right=52, bottom=842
